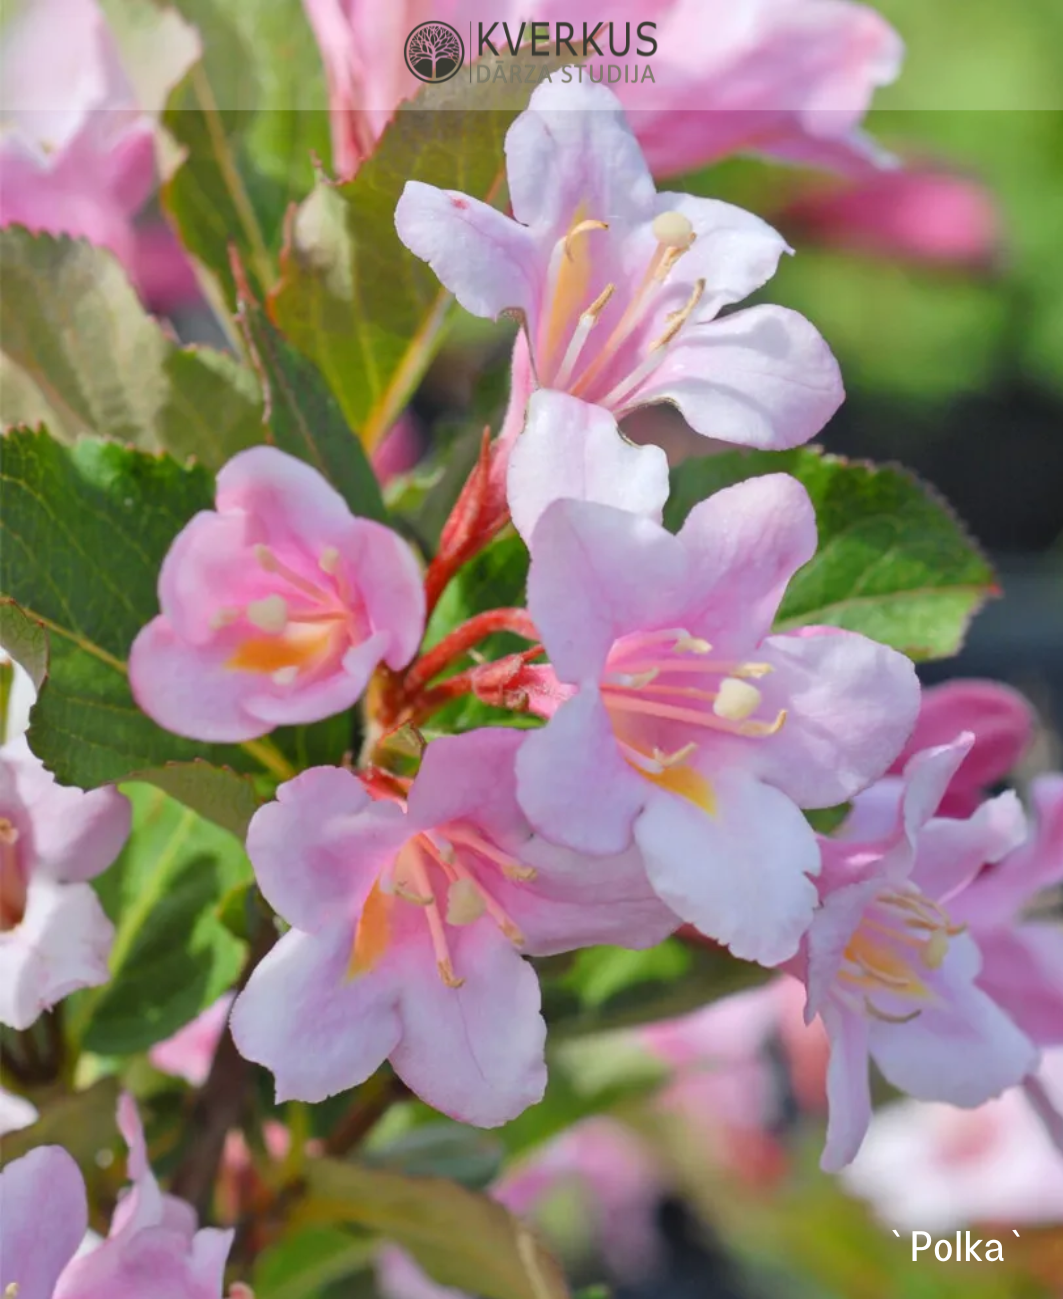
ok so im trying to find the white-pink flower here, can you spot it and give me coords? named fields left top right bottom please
left=517, top=474, right=919, bottom=966
left=396, top=80, right=843, bottom=453
left=231, top=728, right=674, bottom=1123
left=0, top=1095, right=234, bottom=1299
left=306, top=0, right=901, bottom=180
left=130, top=446, right=425, bottom=742
left=0, top=737, right=130, bottom=1030
left=795, top=737, right=1039, bottom=1171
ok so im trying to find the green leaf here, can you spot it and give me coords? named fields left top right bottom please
left=236, top=280, right=387, bottom=523
left=72, top=784, right=251, bottom=1053
left=298, top=1159, right=570, bottom=1299
left=0, top=428, right=280, bottom=823
left=270, top=50, right=573, bottom=452
left=0, top=1077, right=119, bottom=1169
left=253, top=1226, right=375, bottom=1299
left=665, top=448, right=996, bottom=660
left=0, top=228, right=263, bottom=468
left=364, top=1122, right=505, bottom=1192
left=162, top=0, right=331, bottom=301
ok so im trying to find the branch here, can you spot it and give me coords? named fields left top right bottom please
left=170, top=920, right=277, bottom=1215
left=324, top=1071, right=409, bottom=1158
left=403, top=608, right=538, bottom=697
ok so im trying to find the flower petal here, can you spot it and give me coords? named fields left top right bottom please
left=869, top=933, right=1038, bottom=1107
left=974, top=926, right=1063, bottom=1049
left=911, top=791, right=1026, bottom=903
left=527, top=499, right=687, bottom=682
left=635, top=770, right=820, bottom=966
left=395, top=180, right=540, bottom=321
left=390, top=921, right=546, bottom=1127
left=516, top=689, right=647, bottom=857
left=0, top=878, right=114, bottom=1030
left=820, top=1003, right=873, bottom=1172
left=215, top=444, right=356, bottom=552
left=505, top=80, right=655, bottom=233
left=752, top=629, right=920, bottom=808
left=508, top=391, right=669, bottom=544
left=634, top=304, right=843, bottom=449
left=230, top=924, right=402, bottom=1104
left=676, top=473, right=817, bottom=652
left=246, top=767, right=406, bottom=933
left=0, top=1146, right=87, bottom=1299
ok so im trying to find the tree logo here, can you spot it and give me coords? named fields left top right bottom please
left=404, top=21, right=465, bottom=84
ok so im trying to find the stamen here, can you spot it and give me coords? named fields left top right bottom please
left=438, top=959, right=464, bottom=988
left=443, top=826, right=537, bottom=882
left=394, top=884, right=433, bottom=906
left=615, top=668, right=660, bottom=689
left=713, top=678, right=763, bottom=722
left=651, top=210, right=695, bottom=249
left=246, top=595, right=288, bottom=634
left=446, top=878, right=486, bottom=925
left=319, top=546, right=340, bottom=574
left=0, top=819, right=19, bottom=846
left=564, top=218, right=609, bottom=258
left=406, top=846, right=464, bottom=988
left=652, top=741, right=698, bottom=768
left=920, top=928, right=950, bottom=969
left=674, top=635, right=712, bottom=654
left=210, top=607, right=240, bottom=630
left=603, top=690, right=786, bottom=737
left=597, top=278, right=706, bottom=410
left=553, top=283, right=616, bottom=389
left=651, top=279, right=705, bottom=350
left=271, top=666, right=299, bottom=686
left=864, top=998, right=922, bottom=1025
left=253, top=545, right=331, bottom=602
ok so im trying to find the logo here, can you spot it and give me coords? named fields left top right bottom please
left=404, top=21, right=465, bottom=84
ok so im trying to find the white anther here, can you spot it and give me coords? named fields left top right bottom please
left=446, top=878, right=486, bottom=926
left=0, top=818, right=20, bottom=845
left=246, top=595, right=288, bottom=634
left=651, top=210, right=695, bottom=249
left=253, top=543, right=279, bottom=572
left=921, top=929, right=950, bottom=970
left=673, top=635, right=712, bottom=654
left=319, top=546, right=340, bottom=574
left=713, top=677, right=763, bottom=722
left=209, top=607, right=240, bottom=630
left=271, top=666, right=299, bottom=686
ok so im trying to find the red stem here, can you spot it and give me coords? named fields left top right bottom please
left=403, top=608, right=538, bottom=696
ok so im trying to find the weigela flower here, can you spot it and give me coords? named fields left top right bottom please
left=0, top=737, right=130, bottom=1030
left=797, top=737, right=1038, bottom=1171
left=516, top=474, right=919, bottom=966
left=307, top=0, right=900, bottom=181
left=54, top=1094, right=234, bottom=1298
left=396, top=81, right=843, bottom=452
left=231, top=728, right=675, bottom=1124
left=130, top=447, right=425, bottom=742
left=0, top=1144, right=87, bottom=1299
left=149, top=994, right=234, bottom=1087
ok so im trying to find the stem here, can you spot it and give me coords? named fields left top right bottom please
left=191, top=64, right=276, bottom=293
left=170, top=921, right=277, bottom=1215
left=240, top=737, right=296, bottom=782
left=403, top=609, right=538, bottom=696
left=324, top=1071, right=408, bottom=1158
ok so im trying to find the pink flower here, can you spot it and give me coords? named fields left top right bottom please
left=516, top=475, right=920, bottom=966
left=797, top=737, right=1038, bottom=1171
left=0, top=0, right=198, bottom=308
left=54, top=1094, right=234, bottom=1299
left=306, top=0, right=901, bottom=181
left=844, top=1049, right=1063, bottom=1231
left=0, top=737, right=130, bottom=1030
left=231, top=728, right=675, bottom=1123
left=950, top=775, right=1063, bottom=1051
left=130, top=446, right=425, bottom=742
left=395, top=80, right=843, bottom=453
left=0, top=1145, right=88, bottom=1299
left=149, top=994, right=234, bottom=1086
left=782, top=167, right=1002, bottom=269
left=890, top=679, right=1034, bottom=817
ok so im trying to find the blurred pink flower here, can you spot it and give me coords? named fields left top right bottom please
left=0, top=1144, right=88, bottom=1299
left=0, top=0, right=199, bottom=311
left=781, top=167, right=1002, bottom=269
left=641, top=977, right=828, bottom=1185
left=371, top=412, right=425, bottom=485
left=845, top=1049, right=1063, bottom=1231
left=304, top=0, right=901, bottom=180
left=149, top=994, right=234, bottom=1086
left=890, top=679, right=1034, bottom=817
left=0, top=737, right=130, bottom=1030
